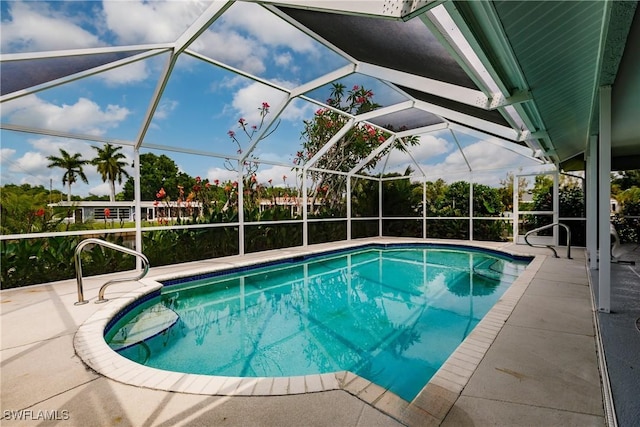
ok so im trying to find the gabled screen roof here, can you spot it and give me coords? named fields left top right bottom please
left=278, top=6, right=479, bottom=90
left=1, top=50, right=148, bottom=96
left=4, top=0, right=635, bottom=198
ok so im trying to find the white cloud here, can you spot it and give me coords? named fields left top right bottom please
left=217, top=75, right=249, bottom=91
left=101, top=0, right=209, bottom=45
left=255, top=164, right=298, bottom=187
left=154, top=99, right=179, bottom=120
left=409, top=134, right=452, bottom=160
left=228, top=82, right=314, bottom=131
left=190, top=2, right=320, bottom=77
left=30, top=137, right=94, bottom=158
left=231, top=84, right=288, bottom=124
left=89, top=182, right=112, bottom=197
left=371, top=134, right=452, bottom=175
left=3, top=95, right=129, bottom=136
left=274, top=52, right=293, bottom=68
left=0, top=2, right=103, bottom=52
left=206, top=167, right=241, bottom=184
left=98, top=60, right=150, bottom=86
left=194, top=30, right=268, bottom=75
left=222, top=2, right=318, bottom=54
left=9, top=151, right=49, bottom=175
left=414, top=140, right=540, bottom=183
left=453, top=141, right=532, bottom=171
left=0, top=148, right=17, bottom=165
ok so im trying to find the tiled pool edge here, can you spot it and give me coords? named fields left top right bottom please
left=73, top=240, right=543, bottom=426
left=396, top=252, right=545, bottom=425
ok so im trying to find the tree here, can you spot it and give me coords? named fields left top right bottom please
left=122, top=153, right=194, bottom=200
left=0, top=184, right=66, bottom=234
left=498, top=172, right=528, bottom=212
left=382, top=167, right=422, bottom=217
left=617, top=187, right=640, bottom=216
left=611, top=169, right=640, bottom=194
left=473, top=183, right=504, bottom=217
left=532, top=175, right=554, bottom=211
left=91, top=144, right=130, bottom=202
left=295, top=83, right=419, bottom=213
left=46, top=149, right=89, bottom=202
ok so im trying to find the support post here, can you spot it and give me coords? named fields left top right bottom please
left=469, top=174, right=474, bottom=241
left=513, top=175, right=519, bottom=242
left=237, top=162, right=244, bottom=256
left=423, top=180, right=427, bottom=239
left=379, top=179, right=383, bottom=237
left=586, top=135, right=598, bottom=269
left=134, top=149, right=142, bottom=271
left=346, top=177, right=352, bottom=240
left=553, top=171, right=559, bottom=247
left=303, top=172, right=308, bottom=246
left=598, top=86, right=611, bottom=313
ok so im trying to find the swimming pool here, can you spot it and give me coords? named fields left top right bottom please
left=104, top=244, right=531, bottom=402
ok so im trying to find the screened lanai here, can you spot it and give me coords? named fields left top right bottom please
left=2, top=1, right=640, bottom=426
left=2, top=0, right=639, bottom=310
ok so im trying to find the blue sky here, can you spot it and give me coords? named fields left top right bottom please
left=0, top=0, right=546, bottom=198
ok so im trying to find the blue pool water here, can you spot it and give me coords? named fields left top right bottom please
left=105, top=245, right=530, bottom=401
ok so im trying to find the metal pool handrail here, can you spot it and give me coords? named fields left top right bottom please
left=74, top=238, right=150, bottom=305
left=524, top=222, right=571, bottom=259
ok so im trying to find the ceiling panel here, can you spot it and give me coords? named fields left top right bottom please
left=1, top=50, right=148, bottom=96
left=277, top=6, right=479, bottom=89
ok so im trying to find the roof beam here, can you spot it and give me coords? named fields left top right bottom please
left=263, top=4, right=360, bottom=65
left=0, top=123, right=136, bottom=147
left=289, top=64, right=356, bottom=98
left=487, top=90, right=533, bottom=110
left=353, top=100, right=415, bottom=122
left=0, top=43, right=173, bottom=62
left=518, top=129, right=549, bottom=142
left=303, top=118, right=356, bottom=171
left=253, top=0, right=442, bottom=19
left=449, top=128, right=472, bottom=172
left=413, top=99, right=518, bottom=141
left=438, top=2, right=557, bottom=161
left=185, top=49, right=292, bottom=94
left=134, top=54, right=176, bottom=150
left=396, top=122, right=449, bottom=138
left=350, top=135, right=397, bottom=175
left=1, top=49, right=168, bottom=103
left=174, top=1, right=233, bottom=54
left=356, top=62, right=489, bottom=110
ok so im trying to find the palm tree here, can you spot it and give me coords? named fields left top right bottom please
left=91, top=144, right=130, bottom=202
left=47, top=149, right=89, bottom=202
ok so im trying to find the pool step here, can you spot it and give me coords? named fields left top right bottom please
left=473, top=259, right=523, bottom=281
left=109, top=305, right=180, bottom=351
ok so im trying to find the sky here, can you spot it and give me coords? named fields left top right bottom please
left=0, top=0, right=549, bottom=199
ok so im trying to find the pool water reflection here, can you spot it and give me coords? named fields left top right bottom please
left=106, top=246, right=530, bottom=401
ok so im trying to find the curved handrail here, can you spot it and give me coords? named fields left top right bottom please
left=524, top=223, right=571, bottom=259
left=74, top=238, right=150, bottom=305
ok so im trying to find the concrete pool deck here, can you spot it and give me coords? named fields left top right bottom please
left=1, top=238, right=607, bottom=426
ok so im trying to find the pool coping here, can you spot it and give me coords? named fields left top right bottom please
left=73, top=239, right=543, bottom=425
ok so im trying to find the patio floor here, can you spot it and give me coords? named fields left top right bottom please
left=591, top=244, right=640, bottom=427
left=0, top=239, right=611, bottom=426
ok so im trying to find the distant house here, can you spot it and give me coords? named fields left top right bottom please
left=49, top=198, right=320, bottom=224
left=611, top=198, right=619, bottom=214
left=258, top=196, right=323, bottom=217
left=48, top=201, right=202, bottom=223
